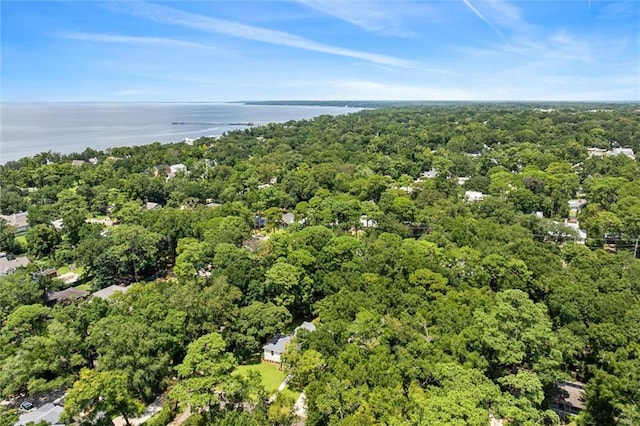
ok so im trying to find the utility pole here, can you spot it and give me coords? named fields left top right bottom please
left=635, top=236, right=639, bottom=258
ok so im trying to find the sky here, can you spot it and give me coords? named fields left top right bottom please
left=1, top=0, right=639, bottom=101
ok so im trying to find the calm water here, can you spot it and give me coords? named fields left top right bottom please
left=0, top=103, right=361, bottom=164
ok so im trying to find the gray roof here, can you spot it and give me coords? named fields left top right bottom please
left=92, top=285, right=129, bottom=300
left=47, top=287, right=89, bottom=303
left=263, top=321, right=317, bottom=354
left=295, top=321, right=317, bottom=334
left=0, top=212, right=28, bottom=229
left=16, top=403, right=64, bottom=426
left=553, top=380, right=586, bottom=410
left=282, top=212, right=295, bottom=225
left=0, top=256, right=30, bottom=276
left=568, top=199, right=587, bottom=209
left=263, top=334, right=292, bottom=354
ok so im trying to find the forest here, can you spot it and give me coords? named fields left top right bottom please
left=1, top=104, right=640, bottom=426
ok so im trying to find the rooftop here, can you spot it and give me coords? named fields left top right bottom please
left=92, top=285, right=129, bottom=300
left=0, top=256, right=30, bottom=276
left=47, top=287, right=90, bottom=303
left=0, top=212, right=28, bottom=229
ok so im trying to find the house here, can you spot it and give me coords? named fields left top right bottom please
left=420, top=169, right=439, bottom=179
left=92, top=284, right=129, bottom=300
left=70, top=159, right=85, bottom=166
left=263, top=334, right=292, bottom=364
left=51, top=218, right=64, bottom=230
left=564, top=219, right=587, bottom=244
left=282, top=212, right=295, bottom=226
left=457, top=177, right=470, bottom=186
left=168, top=164, right=188, bottom=178
left=359, top=215, right=378, bottom=228
left=263, top=321, right=317, bottom=364
left=145, top=202, right=160, bottom=210
left=545, top=219, right=587, bottom=244
left=46, top=287, right=89, bottom=305
left=608, top=147, right=635, bottom=160
left=1, top=212, right=29, bottom=234
left=0, top=254, right=30, bottom=276
left=464, top=191, right=486, bottom=202
left=32, top=268, right=57, bottom=280
left=588, top=147, right=636, bottom=160
left=550, top=381, right=586, bottom=420
left=568, top=199, right=587, bottom=213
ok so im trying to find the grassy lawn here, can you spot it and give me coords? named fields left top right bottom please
left=235, top=363, right=286, bottom=394
left=57, top=265, right=84, bottom=275
left=15, top=235, right=27, bottom=249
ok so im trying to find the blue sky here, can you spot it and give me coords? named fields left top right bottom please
left=2, top=0, right=638, bottom=101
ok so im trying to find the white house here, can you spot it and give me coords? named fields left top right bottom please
left=420, top=169, right=439, bottom=179
left=263, top=321, right=317, bottom=364
left=564, top=219, right=587, bottom=244
left=168, top=164, right=188, bottom=178
left=568, top=199, right=587, bottom=213
left=359, top=215, right=378, bottom=229
left=588, top=147, right=636, bottom=160
left=464, top=191, right=486, bottom=202
left=282, top=212, right=295, bottom=226
left=608, top=147, right=635, bottom=160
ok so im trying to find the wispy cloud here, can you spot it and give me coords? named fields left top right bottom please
left=57, top=31, right=216, bottom=50
left=294, top=0, right=412, bottom=36
left=503, top=30, right=593, bottom=63
left=113, top=1, right=416, bottom=68
left=461, top=0, right=504, bottom=40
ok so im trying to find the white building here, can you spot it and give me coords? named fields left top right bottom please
left=588, top=147, right=635, bottom=160
left=263, top=321, right=317, bottom=364
left=168, top=164, right=188, bottom=178
left=464, top=191, right=486, bottom=202
left=420, top=169, right=439, bottom=179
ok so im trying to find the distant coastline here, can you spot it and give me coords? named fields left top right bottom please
left=241, top=100, right=640, bottom=108
left=0, top=102, right=362, bottom=164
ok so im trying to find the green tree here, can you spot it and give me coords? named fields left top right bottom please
left=0, top=218, right=18, bottom=254
left=61, top=369, right=144, bottom=426
left=26, top=224, right=60, bottom=258
left=169, top=333, right=240, bottom=419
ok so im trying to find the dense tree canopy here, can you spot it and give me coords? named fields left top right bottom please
left=1, top=104, right=639, bottom=425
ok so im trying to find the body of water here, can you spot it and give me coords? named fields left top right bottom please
left=0, top=102, right=361, bottom=163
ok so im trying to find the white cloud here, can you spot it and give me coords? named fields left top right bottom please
left=114, top=2, right=416, bottom=68
left=294, top=0, right=413, bottom=35
left=57, top=32, right=216, bottom=49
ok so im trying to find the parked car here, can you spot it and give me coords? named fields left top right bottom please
left=19, top=401, right=34, bottom=411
